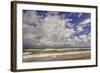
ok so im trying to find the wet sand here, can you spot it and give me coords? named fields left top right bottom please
left=23, top=49, right=91, bottom=62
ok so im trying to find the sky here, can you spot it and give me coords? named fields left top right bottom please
left=23, top=10, right=91, bottom=48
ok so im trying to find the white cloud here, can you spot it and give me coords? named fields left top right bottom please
left=71, top=18, right=91, bottom=47
left=79, top=35, right=88, bottom=42
left=76, top=18, right=91, bottom=33
left=78, top=13, right=83, bottom=18
left=66, top=23, right=73, bottom=28
left=74, top=34, right=90, bottom=47
left=23, top=11, right=90, bottom=48
left=23, top=11, right=46, bottom=48
left=42, top=13, right=75, bottom=43
left=23, top=11, right=38, bottom=24
left=80, top=18, right=91, bottom=25
left=61, top=34, right=91, bottom=47
left=61, top=28, right=75, bottom=38
left=76, top=26, right=84, bottom=32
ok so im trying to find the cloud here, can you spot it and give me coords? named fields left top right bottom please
left=23, top=11, right=38, bottom=24
left=41, top=13, right=75, bottom=43
left=23, top=11, right=91, bottom=48
left=64, top=34, right=91, bottom=47
left=23, top=11, right=46, bottom=48
left=76, top=18, right=91, bottom=33
left=80, top=18, right=91, bottom=25
left=78, top=13, right=83, bottom=18
left=76, top=27, right=84, bottom=32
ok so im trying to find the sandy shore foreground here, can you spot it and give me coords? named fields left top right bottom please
left=23, top=49, right=91, bottom=62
